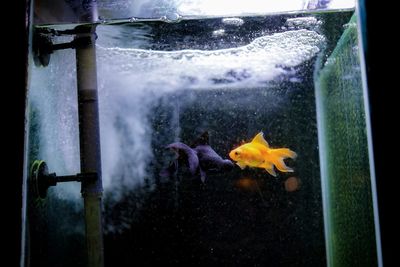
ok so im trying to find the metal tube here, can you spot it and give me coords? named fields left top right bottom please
left=75, top=26, right=104, bottom=267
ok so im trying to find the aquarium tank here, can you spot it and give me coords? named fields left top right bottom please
left=23, top=0, right=381, bottom=266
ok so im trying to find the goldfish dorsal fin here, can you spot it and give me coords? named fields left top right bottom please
left=251, top=132, right=269, bottom=148
left=190, top=131, right=209, bottom=147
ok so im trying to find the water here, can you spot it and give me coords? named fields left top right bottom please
left=25, top=9, right=380, bottom=267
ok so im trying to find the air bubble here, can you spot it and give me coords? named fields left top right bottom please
left=129, top=17, right=138, bottom=23
left=222, top=17, right=244, bottom=26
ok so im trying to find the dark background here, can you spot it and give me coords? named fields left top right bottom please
left=5, top=1, right=28, bottom=267
left=6, top=1, right=395, bottom=266
left=363, top=1, right=396, bottom=266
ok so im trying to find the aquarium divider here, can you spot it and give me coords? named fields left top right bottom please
left=75, top=25, right=104, bottom=267
left=315, top=14, right=379, bottom=267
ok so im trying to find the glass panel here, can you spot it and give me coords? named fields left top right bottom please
left=96, top=14, right=327, bottom=266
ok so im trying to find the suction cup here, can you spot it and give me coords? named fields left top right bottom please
left=32, top=31, right=52, bottom=67
left=29, top=160, right=56, bottom=199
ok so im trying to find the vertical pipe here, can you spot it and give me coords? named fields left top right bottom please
left=75, top=26, right=104, bottom=267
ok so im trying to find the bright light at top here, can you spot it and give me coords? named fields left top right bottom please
left=94, top=0, right=356, bottom=22
left=178, top=0, right=303, bottom=16
left=176, top=0, right=355, bottom=16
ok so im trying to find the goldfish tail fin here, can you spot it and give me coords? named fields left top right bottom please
left=269, top=148, right=296, bottom=173
left=274, top=158, right=294, bottom=172
left=272, top=148, right=297, bottom=159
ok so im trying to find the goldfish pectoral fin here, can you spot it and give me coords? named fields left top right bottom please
left=187, top=151, right=200, bottom=175
left=159, top=168, right=170, bottom=178
left=222, top=159, right=234, bottom=170
left=265, top=167, right=277, bottom=177
left=159, top=160, right=178, bottom=178
left=259, top=162, right=276, bottom=176
left=199, top=168, right=206, bottom=183
left=250, top=132, right=270, bottom=148
left=191, top=131, right=209, bottom=147
left=236, top=162, right=247, bottom=170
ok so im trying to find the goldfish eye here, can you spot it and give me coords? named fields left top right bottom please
left=235, top=151, right=239, bottom=155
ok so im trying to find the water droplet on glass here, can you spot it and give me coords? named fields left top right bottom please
left=161, top=13, right=182, bottom=23
left=98, top=16, right=107, bottom=24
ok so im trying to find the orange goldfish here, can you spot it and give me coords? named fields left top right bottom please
left=229, top=132, right=297, bottom=176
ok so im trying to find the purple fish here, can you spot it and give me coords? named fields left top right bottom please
left=165, top=142, right=199, bottom=175
left=161, top=132, right=233, bottom=182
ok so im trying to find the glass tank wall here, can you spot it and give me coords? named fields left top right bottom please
left=24, top=1, right=380, bottom=266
